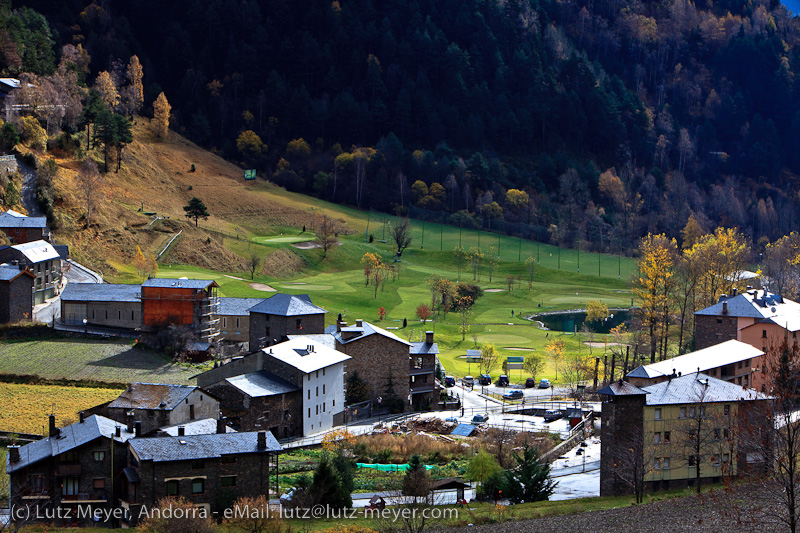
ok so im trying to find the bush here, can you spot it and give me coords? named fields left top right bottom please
left=18, top=117, right=47, bottom=151
left=138, top=497, right=216, bottom=533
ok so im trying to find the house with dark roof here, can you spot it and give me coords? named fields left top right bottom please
left=694, top=288, right=800, bottom=350
left=327, top=319, right=413, bottom=412
left=247, top=293, right=326, bottom=349
left=408, top=331, right=440, bottom=411
left=140, top=278, right=220, bottom=343
left=0, top=262, right=34, bottom=323
left=6, top=414, right=137, bottom=527
left=203, top=370, right=301, bottom=438
left=0, top=239, right=61, bottom=304
left=60, top=283, right=142, bottom=330
left=598, top=373, right=772, bottom=497
left=120, top=431, right=282, bottom=527
left=218, top=296, right=263, bottom=346
left=92, top=383, right=221, bottom=436
left=0, top=209, right=49, bottom=244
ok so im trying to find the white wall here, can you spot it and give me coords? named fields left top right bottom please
left=302, top=362, right=345, bottom=436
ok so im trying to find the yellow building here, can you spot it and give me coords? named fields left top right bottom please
left=599, top=373, right=771, bottom=496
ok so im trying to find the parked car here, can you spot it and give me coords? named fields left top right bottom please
left=503, top=389, right=524, bottom=400
left=471, top=413, right=490, bottom=424
left=445, top=416, right=459, bottom=423
left=444, top=375, right=456, bottom=387
left=463, top=375, right=474, bottom=387
left=525, top=378, right=537, bottom=388
left=497, top=374, right=510, bottom=387
left=543, top=410, right=563, bottom=422
left=280, top=488, right=298, bottom=504
left=479, top=373, right=492, bottom=385
left=538, top=378, right=551, bottom=389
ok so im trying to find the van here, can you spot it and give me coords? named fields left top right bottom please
left=463, top=375, right=474, bottom=387
left=498, top=375, right=510, bottom=387
left=525, top=378, right=537, bottom=388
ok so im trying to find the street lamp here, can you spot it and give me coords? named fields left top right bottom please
left=82, top=318, right=88, bottom=335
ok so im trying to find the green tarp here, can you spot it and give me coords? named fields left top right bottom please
left=356, top=463, right=435, bottom=472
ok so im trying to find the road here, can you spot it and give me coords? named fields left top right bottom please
left=18, top=159, right=44, bottom=217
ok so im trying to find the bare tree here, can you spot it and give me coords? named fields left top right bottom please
left=391, top=217, right=413, bottom=256
left=249, top=252, right=259, bottom=279
left=76, top=159, right=103, bottom=228
left=314, top=214, right=337, bottom=258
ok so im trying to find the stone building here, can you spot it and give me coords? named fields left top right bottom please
left=408, top=331, right=440, bottom=411
left=599, top=373, right=771, bottom=497
left=203, top=371, right=301, bottom=438
left=218, top=297, right=263, bottom=347
left=6, top=414, right=137, bottom=528
left=121, top=431, right=281, bottom=527
left=327, top=319, right=412, bottom=412
left=0, top=262, right=34, bottom=323
left=0, top=239, right=61, bottom=305
left=247, top=293, right=326, bottom=349
left=0, top=209, right=49, bottom=244
left=60, top=283, right=142, bottom=330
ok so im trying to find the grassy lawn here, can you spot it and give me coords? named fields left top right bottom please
left=0, top=382, right=122, bottom=434
left=0, top=338, right=205, bottom=385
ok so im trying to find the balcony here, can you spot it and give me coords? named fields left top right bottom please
left=62, top=491, right=108, bottom=503
left=409, top=384, right=435, bottom=395
left=56, top=464, right=81, bottom=476
left=409, top=365, right=435, bottom=377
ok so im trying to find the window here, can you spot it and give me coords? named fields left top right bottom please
left=29, top=475, right=45, bottom=495
left=131, top=310, right=135, bottom=320
left=62, top=450, right=79, bottom=463
left=323, top=368, right=325, bottom=376
left=308, top=408, right=311, bottom=418
left=323, top=402, right=326, bottom=412
left=723, top=453, right=730, bottom=464
left=688, top=407, right=696, bottom=418
left=63, top=478, right=80, bottom=496
left=316, top=386, right=319, bottom=397
left=654, top=408, right=661, bottom=421
left=662, top=457, right=670, bottom=469
left=308, top=390, right=311, bottom=400
left=664, top=431, right=670, bottom=443
left=315, top=405, right=319, bottom=415
left=118, top=310, right=121, bottom=320
left=679, top=407, right=686, bottom=419
left=296, top=319, right=303, bottom=330
left=105, top=310, right=108, bottom=319
left=93, top=478, right=105, bottom=489
left=222, top=317, right=227, bottom=328
left=653, top=458, right=661, bottom=470
left=221, top=455, right=236, bottom=464
left=724, top=404, right=730, bottom=416
left=714, top=428, right=721, bottom=440
left=688, top=455, right=697, bottom=467
left=236, top=318, right=240, bottom=329
left=265, top=327, right=270, bottom=336
left=189, top=404, right=195, bottom=420
left=93, top=451, right=105, bottom=461
left=711, top=455, right=720, bottom=466
left=724, top=428, right=730, bottom=439
left=192, top=479, right=204, bottom=494
left=221, top=476, right=236, bottom=487
left=323, top=384, right=326, bottom=395
left=316, top=370, right=319, bottom=379
left=654, top=432, right=661, bottom=444
left=717, top=318, right=723, bottom=324
left=92, top=310, right=95, bottom=319
left=763, top=330, right=767, bottom=338
left=191, top=460, right=204, bottom=470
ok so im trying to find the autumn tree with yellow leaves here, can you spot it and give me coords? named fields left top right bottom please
left=633, top=233, right=678, bottom=363
left=126, top=55, right=144, bottom=114
left=153, top=92, right=171, bottom=138
left=94, top=70, right=118, bottom=110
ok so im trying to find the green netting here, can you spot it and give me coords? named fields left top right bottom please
left=356, top=463, right=435, bottom=472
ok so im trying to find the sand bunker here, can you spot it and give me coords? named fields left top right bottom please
left=504, top=347, right=533, bottom=351
left=249, top=283, right=277, bottom=292
left=291, top=240, right=341, bottom=249
left=485, top=288, right=505, bottom=292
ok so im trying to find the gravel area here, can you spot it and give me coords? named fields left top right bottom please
left=441, top=484, right=783, bottom=532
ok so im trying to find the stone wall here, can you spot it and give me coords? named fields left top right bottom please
left=694, top=314, right=738, bottom=350
left=0, top=274, right=33, bottom=323
left=336, top=334, right=410, bottom=412
left=599, top=394, right=645, bottom=497
left=203, top=381, right=302, bottom=438
left=248, top=312, right=325, bottom=349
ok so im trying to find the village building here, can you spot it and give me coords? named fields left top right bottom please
left=0, top=262, right=34, bottom=323
left=0, top=239, right=61, bottom=304
left=247, top=293, right=326, bottom=349
left=120, top=431, right=281, bottom=527
left=140, top=278, right=220, bottom=343
left=217, top=296, right=263, bottom=348
left=6, top=414, right=137, bottom=528
left=60, top=283, right=142, bottom=331
left=408, top=331, right=440, bottom=411
left=0, top=209, right=49, bottom=244
left=626, top=339, right=765, bottom=390
left=598, top=373, right=771, bottom=497
left=326, top=319, right=412, bottom=412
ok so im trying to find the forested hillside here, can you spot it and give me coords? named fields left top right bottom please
left=8, top=0, right=800, bottom=254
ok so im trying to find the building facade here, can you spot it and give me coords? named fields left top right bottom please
left=0, top=240, right=61, bottom=305
left=60, top=283, right=143, bottom=330
left=408, top=331, right=440, bottom=411
left=247, top=293, right=326, bottom=349
left=140, top=278, right=220, bottom=343
left=0, top=262, right=34, bottom=323
left=0, top=209, right=49, bottom=244
left=218, top=297, right=263, bottom=347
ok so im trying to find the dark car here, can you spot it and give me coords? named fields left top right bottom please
left=479, top=374, right=492, bottom=385
left=497, top=374, right=510, bottom=387
left=525, top=378, right=537, bottom=388
left=543, top=410, right=563, bottom=422
left=471, top=413, right=490, bottom=424
left=444, top=375, right=456, bottom=387
left=503, top=390, right=524, bottom=400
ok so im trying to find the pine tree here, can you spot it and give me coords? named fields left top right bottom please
left=311, top=457, right=351, bottom=508
left=183, top=197, right=209, bottom=226
left=113, top=113, right=133, bottom=172
left=153, top=92, right=171, bottom=138
left=402, top=454, right=430, bottom=501
left=501, top=444, right=556, bottom=503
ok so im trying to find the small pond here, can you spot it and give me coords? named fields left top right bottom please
left=533, top=309, right=631, bottom=334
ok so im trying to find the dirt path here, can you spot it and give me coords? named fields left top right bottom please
left=18, top=160, right=44, bottom=217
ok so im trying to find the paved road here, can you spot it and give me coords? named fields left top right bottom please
left=18, top=159, right=44, bottom=217
left=64, top=259, right=103, bottom=283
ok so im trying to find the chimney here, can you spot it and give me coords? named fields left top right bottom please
left=426, top=331, right=434, bottom=344
left=217, top=416, right=226, bottom=434
left=48, top=414, right=59, bottom=438
left=126, top=411, right=135, bottom=434
left=177, top=426, right=185, bottom=437
left=115, top=426, right=121, bottom=438
left=134, top=421, right=142, bottom=437
left=722, top=302, right=728, bottom=315
left=79, top=411, right=85, bottom=423
left=257, top=431, right=267, bottom=450
left=732, top=287, right=738, bottom=296
left=356, top=319, right=363, bottom=328
left=8, top=445, right=19, bottom=464
left=336, top=321, right=342, bottom=333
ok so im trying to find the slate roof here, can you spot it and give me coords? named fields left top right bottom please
left=325, top=320, right=411, bottom=346
left=129, top=431, right=282, bottom=462
left=410, top=342, right=439, bottom=355
left=0, top=210, right=47, bottom=228
left=218, top=297, right=264, bottom=316
left=225, top=371, right=299, bottom=397
left=287, top=333, right=337, bottom=350
left=626, top=340, right=763, bottom=380
left=141, top=278, right=217, bottom=289
left=60, top=282, right=141, bottom=303
left=264, top=336, right=350, bottom=374
left=7, top=415, right=135, bottom=473
left=108, top=383, right=198, bottom=411
left=642, top=373, right=773, bottom=406
left=0, top=263, right=33, bottom=282
left=159, top=418, right=236, bottom=436
left=9, top=240, right=59, bottom=263
left=695, top=290, right=800, bottom=320
left=53, top=245, right=68, bottom=261
left=597, top=381, right=649, bottom=397
left=247, top=293, right=326, bottom=316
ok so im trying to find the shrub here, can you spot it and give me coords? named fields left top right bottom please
left=138, top=497, right=216, bottom=533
